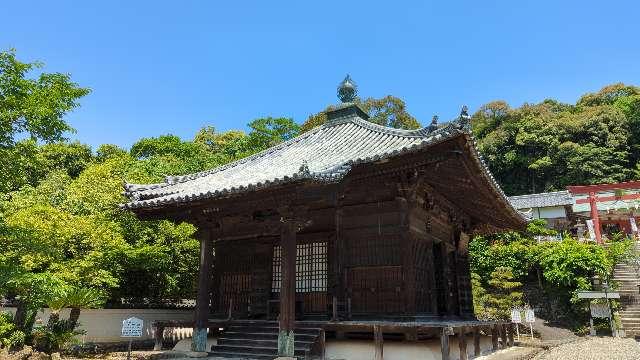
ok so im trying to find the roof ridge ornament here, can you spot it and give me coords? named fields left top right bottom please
left=337, top=74, right=357, bottom=103
left=428, top=115, right=439, bottom=132
left=298, top=160, right=311, bottom=177
left=460, top=105, right=470, bottom=119
left=457, top=105, right=472, bottom=133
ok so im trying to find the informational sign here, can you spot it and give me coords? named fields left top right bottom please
left=586, top=220, right=596, bottom=241
left=631, top=217, right=638, bottom=233
left=121, top=317, right=143, bottom=337
left=525, top=309, right=535, bottom=323
left=590, top=303, right=611, bottom=319
left=510, top=309, right=522, bottom=323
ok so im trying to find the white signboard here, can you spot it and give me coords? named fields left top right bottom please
left=631, top=217, right=638, bottom=233
left=590, top=303, right=611, bottom=319
left=121, top=317, right=143, bottom=337
left=586, top=220, right=596, bottom=241
left=525, top=309, right=535, bottom=323
left=511, top=309, right=522, bottom=323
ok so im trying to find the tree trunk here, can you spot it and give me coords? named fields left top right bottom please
left=47, top=310, right=60, bottom=328
left=68, top=307, right=81, bottom=330
left=13, top=301, right=27, bottom=331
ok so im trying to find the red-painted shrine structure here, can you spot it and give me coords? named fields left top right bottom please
left=123, top=79, right=526, bottom=359
left=568, top=181, right=640, bottom=244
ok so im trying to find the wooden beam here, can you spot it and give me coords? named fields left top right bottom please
left=568, top=180, right=640, bottom=193
left=473, top=327, right=481, bottom=357
left=458, top=327, right=468, bottom=360
left=441, top=327, right=451, bottom=360
left=374, top=324, right=384, bottom=360
left=278, top=220, right=297, bottom=357
left=192, top=228, right=212, bottom=352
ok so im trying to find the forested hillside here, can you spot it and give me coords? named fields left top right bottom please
left=472, top=84, right=640, bottom=195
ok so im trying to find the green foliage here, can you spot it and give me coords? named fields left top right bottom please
left=469, top=220, right=633, bottom=326
left=0, top=49, right=90, bottom=147
left=245, top=117, right=300, bottom=149
left=0, top=312, right=25, bottom=350
left=301, top=95, right=420, bottom=132
left=32, top=307, right=83, bottom=354
left=480, top=267, right=524, bottom=320
left=32, top=322, right=79, bottom=354
left=473, top=83, right=640, bottom=195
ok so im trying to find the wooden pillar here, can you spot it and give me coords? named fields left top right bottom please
left=426, top=237, right=439, bottom=315
left=500, top=324, right=508, bottom=348
left=398, top=196, right=416, bottom=315
left=491, top=325, right=499, bottom=351
left=374, top=325, right=383, bottom=360
left=333, top=199, right=343, bottom=319
left=456, top=232, right=473, bottom=317
left=319, top=329, right=326, bottom=360
left=588, top=191, right=603, bottom=244
left=192, top=228, right=212, bottom=352
left=278, top=220, right=296, bottom=357
left=473, top=327, right=481, bottom=357
left=441, top=327, right=451, bottom=360
left=457, top=327, right=468, bottom=360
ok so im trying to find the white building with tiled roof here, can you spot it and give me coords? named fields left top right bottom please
left=508, top=190, right=574, bottom=230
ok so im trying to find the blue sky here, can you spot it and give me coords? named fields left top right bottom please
left=2, top=1, right=639, bottom=149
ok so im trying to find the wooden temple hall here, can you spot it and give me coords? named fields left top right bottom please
left=123, top=77, right=527, bottom=359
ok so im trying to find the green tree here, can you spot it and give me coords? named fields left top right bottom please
left=95, top=144, right=127, bottom=162
left=301, top=95, right=420, bottom=132
left=0, top=49, right=90, bottom=147
left=482, top=267, right=524, bottom=320
left=0, top=49, right=90, bottom=193
left=473, top=84, right=638, bottom=195
left=245, top=117, right=300, bottom=150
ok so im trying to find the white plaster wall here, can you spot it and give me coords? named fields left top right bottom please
left=1, top=307, right=194, bottom=343
left=537, top=206, right=567, bottom=219
left=325, top=337, right=493, bottom=360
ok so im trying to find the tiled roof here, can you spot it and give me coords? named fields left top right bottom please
left=122, top=106, right=523, bottom=226
left=508, top=190, right=573, bottom=209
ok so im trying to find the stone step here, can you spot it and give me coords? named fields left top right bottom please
left=221, top=331, right=317, bottom=341
left=209, top=321, right=321, bottom=359
left=218, top=338, right=313, bottom=348
left=227, top=326, right=321, bottom=335
left=207, top=351, right=278, bottom=359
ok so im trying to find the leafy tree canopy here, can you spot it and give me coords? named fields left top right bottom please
left=473, top=83, right=640, bottom=195
left=301, top=95, right=420, bottom=132
left=0, top=49, right=90, bottom=147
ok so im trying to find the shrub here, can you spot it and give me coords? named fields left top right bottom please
left=32, top=318, right=82, bottom=354
left=0, top=311, right=25, bottom=350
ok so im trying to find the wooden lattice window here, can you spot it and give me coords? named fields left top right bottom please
left=272, top=245, right=282, bottom=292
left=272, top=242, right=327, bottom=293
